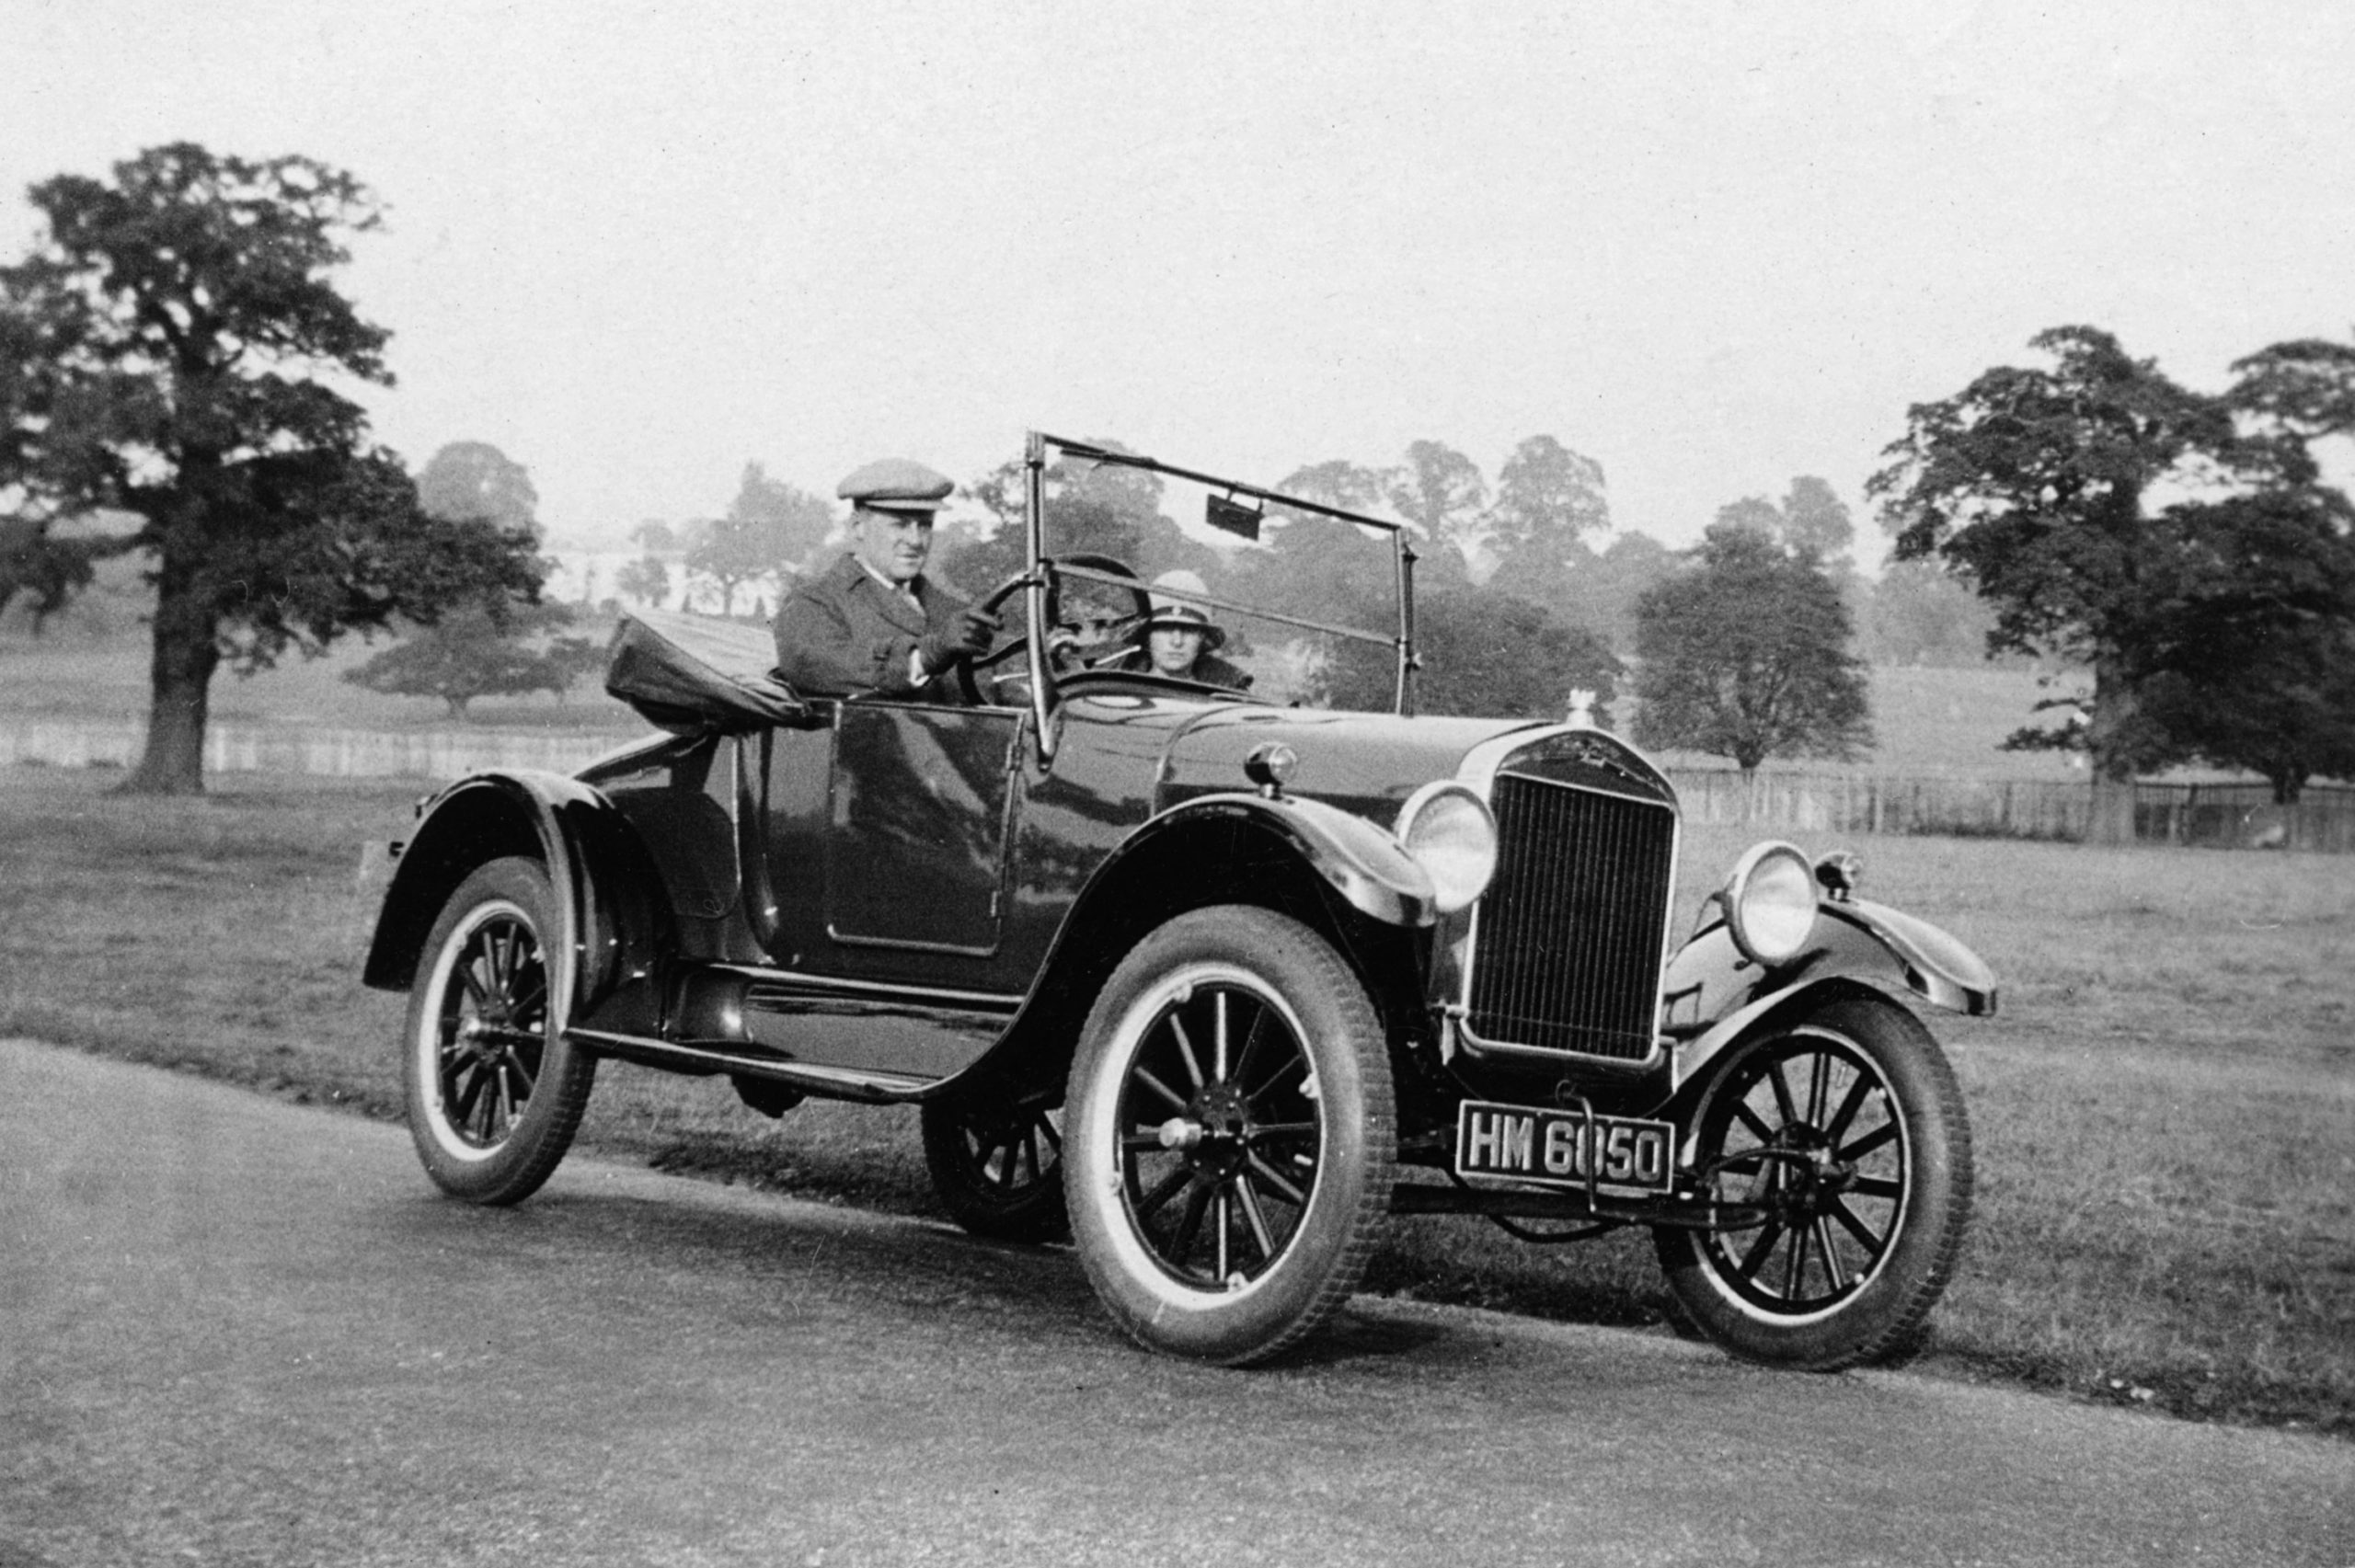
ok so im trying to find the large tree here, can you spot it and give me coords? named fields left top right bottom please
left=2133, top=486, right=2355, bottom=802
left=0, top=143, right=541, bottom=791
left=1483, top=434, right=1611, bottom=598
left=1868, top=326, right=2246, bottom=841
left=1632, top=521, right=1872, bottom=781
left=1386, top=439, right=1483, bottom=579
left=2132, top=335, right=2355, bottom=802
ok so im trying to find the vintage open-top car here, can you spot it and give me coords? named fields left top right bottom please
left=362, top=432, right=1993, bottom=1368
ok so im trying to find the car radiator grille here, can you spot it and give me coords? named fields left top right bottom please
left=1465, top=773, right=1676, bottom=1061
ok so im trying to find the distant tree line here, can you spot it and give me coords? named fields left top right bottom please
left=594, top=433, right=1925, bottom=773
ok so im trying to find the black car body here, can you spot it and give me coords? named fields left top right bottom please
left=363, top=433, right=1993, bottom=1367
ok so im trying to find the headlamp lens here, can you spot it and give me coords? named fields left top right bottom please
left=1396, top=784, right=1498, bottom=915
left=1726, top=841, right=1820, bottom=965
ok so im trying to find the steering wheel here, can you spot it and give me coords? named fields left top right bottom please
left=957, top=554, right=1147, bottom=706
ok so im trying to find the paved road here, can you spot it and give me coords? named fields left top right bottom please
left=3, top=1038, right=2349, bottom=1567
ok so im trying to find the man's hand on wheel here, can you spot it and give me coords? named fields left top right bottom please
left=919, top=607, right=1001, bottom=674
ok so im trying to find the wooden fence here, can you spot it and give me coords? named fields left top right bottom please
left=1666, top=768, right=2355, bottom=852
left=0, top=719, right=619, bottom=781
left=8, top=719, right=2352, bottom=852
left=2130, top=780, right=2355, bottom=854
left=1666, top=770, right=2088, bottom=841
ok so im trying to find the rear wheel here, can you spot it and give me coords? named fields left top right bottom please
left=921, top=1088, right=1068, bottom=1243
left=403, top=857, right=596, bottom=1205
left=1654, top=992, right=1971, bottom=1370
left=1065, top=906, right=1394, bottom=1365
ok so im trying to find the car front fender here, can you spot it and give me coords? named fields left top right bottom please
left=361, top=771, right=668, bottom=1024
left=1659, top=897, right=1996, bottom=1093
left=1121, top=791, right=1440, bottom=929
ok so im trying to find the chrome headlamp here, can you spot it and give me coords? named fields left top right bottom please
left=1394, top=782, right=1499, bottom=915
left=1722, top=841, right=1821, bottom=966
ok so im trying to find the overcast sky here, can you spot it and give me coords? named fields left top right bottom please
left=4, top=1, right=2350, bottom=555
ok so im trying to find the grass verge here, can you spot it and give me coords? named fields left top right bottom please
left=3, top=767, right=2347, bottom=1436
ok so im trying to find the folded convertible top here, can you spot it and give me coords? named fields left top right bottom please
left=604, top=607, right=810, bottom=732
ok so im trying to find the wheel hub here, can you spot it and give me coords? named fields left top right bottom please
left=1153, top=1084, right=1256, bottom=1179
left=1186, top=1082, right=1249, bottom=1177
left=457, top=1013, right=525, bottom=1065
left=1756, top=1124, right=1856, bottom=1220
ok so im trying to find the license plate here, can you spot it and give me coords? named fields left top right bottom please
left=1453, top=1101, right=1675, bottom=1194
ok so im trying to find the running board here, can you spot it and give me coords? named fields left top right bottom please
left=566, top=1028, right=942, bottom=1104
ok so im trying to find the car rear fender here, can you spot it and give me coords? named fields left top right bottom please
left=1659, top=898, right=1995, bottom=1095
left=360, top=771, right=668, bottom=1023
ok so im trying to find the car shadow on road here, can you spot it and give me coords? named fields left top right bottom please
left=383, top=1179, right=1499, bottom=1373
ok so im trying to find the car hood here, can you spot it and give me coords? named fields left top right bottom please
left=1153, top=704, right=1544, bottom=825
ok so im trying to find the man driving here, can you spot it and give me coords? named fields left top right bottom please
left=772, top=458, right=999, bottom=701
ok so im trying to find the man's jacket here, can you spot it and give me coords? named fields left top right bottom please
left=771, top=553, right=975, bottom=702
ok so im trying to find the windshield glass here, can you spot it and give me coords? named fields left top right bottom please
left=1001, top=434, right=1414, bottom=715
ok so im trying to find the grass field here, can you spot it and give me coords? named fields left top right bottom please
left=0, top=612, right=645, bottom=735
left=3, top=768, right=2345, bottom=1436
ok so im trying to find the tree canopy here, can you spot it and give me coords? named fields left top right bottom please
left=1871, top=324, right=2355, bottom=834
left=1868, top=326, right=2245, bottom=838
left=2140, top=336, right=2355, bottom=802
left=0, top=143, right=543, bottom=790
left=2133, top=486, right=2355, bottom=802
left=1386, top=439, right=1487, bottom=578
left=1631, top=521, right=1872, bottom=778
left=418, top=441, right=539, bottom=535
left=1320, top=581, right=1620, bottom=721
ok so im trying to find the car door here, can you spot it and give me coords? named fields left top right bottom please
left=821, top=701, right=1024, bottom=957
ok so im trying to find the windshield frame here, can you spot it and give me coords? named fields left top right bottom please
left=1020, top=430, right=1421, bottom=753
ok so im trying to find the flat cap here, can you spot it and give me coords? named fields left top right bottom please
left=837, top=457, right=953, bottom=513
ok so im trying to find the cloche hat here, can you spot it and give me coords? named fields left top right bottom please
left=1142, top=569, right=1224, bottom=649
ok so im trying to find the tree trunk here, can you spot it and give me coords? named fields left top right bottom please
left=120, top=562, right=220, bottom=795
left=2085, top=769, right=2137, bottom=847
left=2081, top=657, right=2141, bottom=847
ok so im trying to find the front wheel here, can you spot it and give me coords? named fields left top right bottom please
left=1654, top=992, right=1972, bottom=1370
left=1064, top=906, right=1395, bottom=1365
left=403, top=857, right=597, bottom=1205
